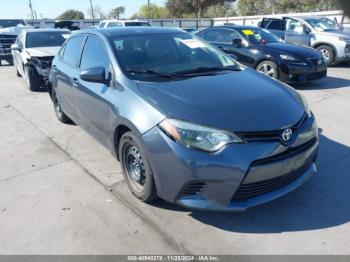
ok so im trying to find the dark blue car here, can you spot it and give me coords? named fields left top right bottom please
left=49, top=27, right=319, bottom=211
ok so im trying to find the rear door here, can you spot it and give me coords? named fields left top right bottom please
left=284, top=18, right=311, bottom=46
left=261, top=18, right=285, bottom=39
left=54, top=35, right=86, bottom=121
left=12, top=32, right=24, bottom=74
left=72, top=34, right=112, bottom=147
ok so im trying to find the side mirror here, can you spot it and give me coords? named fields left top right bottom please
left=232, top=38, right=243, bottom=48
left=11, top=44, right=20, bottom=51
left=80, top=67, right=110, bottom=85
left=303, top=26, right=311, bottom=34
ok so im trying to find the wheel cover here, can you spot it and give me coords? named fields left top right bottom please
left=123, top=144, right=145, bottom=192
left=320, top=49, right=330, bottom=62
left=257, top=63, right=276, bottom=78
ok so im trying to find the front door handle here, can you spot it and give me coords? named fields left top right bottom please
left=52, top=65, right=58, bottom=72
left=72, top=78, right=79, bottom=88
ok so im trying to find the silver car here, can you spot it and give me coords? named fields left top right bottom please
left=260, top=16, right=350, bottom=65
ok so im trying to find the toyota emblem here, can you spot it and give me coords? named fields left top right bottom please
left=282, top=128, right=293, bottom=142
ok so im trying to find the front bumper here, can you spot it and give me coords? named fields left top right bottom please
left=278, top=59, right=327, bottom=83
left=142, top=114, right=318, bottom=211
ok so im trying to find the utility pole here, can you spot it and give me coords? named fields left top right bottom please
left=148, top=0, right=150, bottom=19
left=89, top=0, right=95, bottom=20
left=28, top=0, right=35, bottom=20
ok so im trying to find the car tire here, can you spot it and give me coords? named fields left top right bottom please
left=316, top=45, right=334, bottom=66
left=7, top=58, right=14, bottom=66
left=256, top=60, right=279, bottom=79
left=16, top=67, right=22, bottom=77
left=0, top=59, right=2, bottom=66
left=52, top=88, right=74, bottom=124
left=24, top=66, right=41, bottom=91
left=119, top=131, right=158, bottom=202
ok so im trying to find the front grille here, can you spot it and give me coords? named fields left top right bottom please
left=232, top=137, right=317, bottom=200
left=0, top=35, right=16, bottom=49
left=232, top=165, right=309, bottom=200
left=179, top=182, right=207, bottom=197
left=236, top=114, right=307, bottom=144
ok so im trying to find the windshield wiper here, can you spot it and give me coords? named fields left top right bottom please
left=174, top=66, right=241, bottom=75
left=126, top=69, right=185, bottom=79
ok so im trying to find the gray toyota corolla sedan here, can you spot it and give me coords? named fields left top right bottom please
left=49, top=27, right=318, bottom=211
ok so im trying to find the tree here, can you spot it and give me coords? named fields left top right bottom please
left=56, top=9, right=85, bottom=20
left=205, top=1, right=236, bottom=17
left=108, top=6, right=125, bottom=19
left=137, top=4, right=170, bottom=19
left=237, top=0, right=337, bottom=16
left=88, top=5, right=105, bottom=19
left=166, top=0, right=236, bottom=18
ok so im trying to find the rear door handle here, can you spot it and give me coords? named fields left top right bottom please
left=72, top=78, right=79, bottom=88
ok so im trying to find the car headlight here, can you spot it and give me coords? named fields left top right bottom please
left=280, top=54, right=307, bottom=65
left=280, top=54, right=297, bottom=61
left=338, top=37, right=350, bottom=42
left=159, top=119, right=243, bottom=152
left=299, top=93, right=311, bottom=117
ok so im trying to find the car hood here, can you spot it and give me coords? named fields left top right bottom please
left=317, top=30, right=350, bottom=38
left=0, top=25, right=32, bottom=35
left=263, top=42, right=320, bottom=58
left=26, top=47, right=60, bottom=57
left=137, top=69, right=305, bottom=132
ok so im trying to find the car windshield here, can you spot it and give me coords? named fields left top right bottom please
left=306, top=18, right=337, bottom=31
left=26, top=31, right=70, bottom=48
left=124, top=22, right=151, bottom=27
left=111, top=32, right=239, bottom=81
left=0, top=19, right=25, bottom=28
left=239, top=28, right=279, bottom=44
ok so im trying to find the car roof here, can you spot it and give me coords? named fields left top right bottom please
left=79, top=27, right=184, bottom=37
left=263, top=16, right=325, bottom=21
left=209, top=25, right=261, bottom=31
left=23, top=28, right=70, bottom=33
left=101, top=20, right=149, bottom=23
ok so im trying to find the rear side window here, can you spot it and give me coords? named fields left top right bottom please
left=80, top=36, right=110, bottom=71
left=99, top=22, right=106, bottom=28
left=62, top=36, right=85, bottom=67
left=266, top=20, right=283, bottom=30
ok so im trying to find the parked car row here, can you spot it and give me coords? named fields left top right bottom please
left=259, top=16, right=350, bottom=65
left=6, top=24, right=321, bottom=211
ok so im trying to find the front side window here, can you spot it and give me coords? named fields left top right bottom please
left=26, top=31, right=71, bottom=48
left=239, top=28, right=278, bottom=45
left=110, top=33, right=238, bottom=81
left=80, top=36, right=110, bottom=70
left=306, top=18, right=337, bottom=32
left=62, top=36, right=85, bottom=67
left=99, top=22, right=106, bottom=28
left=107, top=22, right=123, bottom=27
left=286, top=19, right=306, bottom=33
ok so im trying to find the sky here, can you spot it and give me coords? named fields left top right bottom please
left=0, top=0, right=166, bottom=19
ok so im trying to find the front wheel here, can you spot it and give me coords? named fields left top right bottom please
left=256, top=60, right=279, bottom=79
left=119, top=131, right=157, bottom=202
left=316, top=45, right=334, bottom=66
left=24, top=66, right=41, bottom=91
left=52, top=89, right=74, bottom=124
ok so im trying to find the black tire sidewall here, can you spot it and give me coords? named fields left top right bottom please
left=119, top=131, right=157, bottom=202
left=52, top=88, right=73, bottom=124
left=25, top=66, right=40, bottom=91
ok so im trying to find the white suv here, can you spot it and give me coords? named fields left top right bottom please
left=98, top=20, right=151, bottom=28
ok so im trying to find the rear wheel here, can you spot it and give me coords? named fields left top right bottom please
left=52, top=89, right=74, bottom=124
left=316, top=45, right=334, bottom=66
left=24, top=66, right=41, bottom=91
left=256, top=60, right=279, bottom=79
left=119, top=131, right=157, bottom=202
